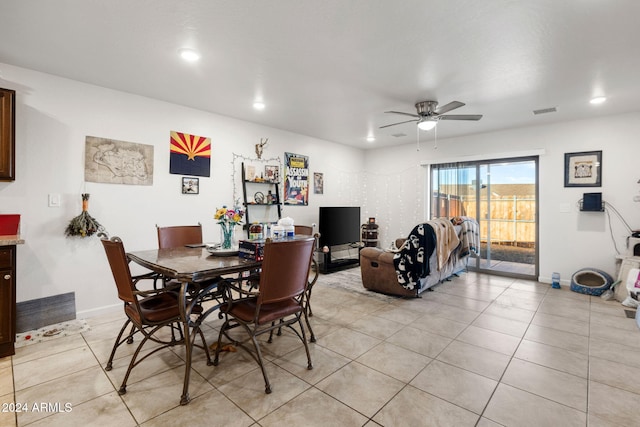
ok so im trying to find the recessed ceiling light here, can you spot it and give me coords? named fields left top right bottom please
left=179, top=48, right=200, bottom=62
left=366, top=136, right=376, bottom=142
left=590, top=96, right=607, bottom=105
left=253, top=102, right=266, bottom=110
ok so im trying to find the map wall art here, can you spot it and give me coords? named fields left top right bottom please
left=84, top=136, right=154, bottom=185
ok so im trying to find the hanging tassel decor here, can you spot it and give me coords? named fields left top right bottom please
left=65, top=193, right=105, bottom=237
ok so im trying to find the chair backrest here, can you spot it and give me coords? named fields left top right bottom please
left=294, top=225, right=313, bottom=236
left=157, top=224, right=203, bottom=248
left=294, top=225, right=319, bottom=250
left=257, top=237, right=315, bottom=305
left=101, top=236, right=136, bottom=304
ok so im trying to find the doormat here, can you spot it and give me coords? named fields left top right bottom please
left=15, top=319, right=90, bottom=348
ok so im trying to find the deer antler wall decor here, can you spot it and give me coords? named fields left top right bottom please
left=255, top=138, right=268, bottom=159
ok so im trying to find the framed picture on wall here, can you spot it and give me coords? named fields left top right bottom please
left=314, top=172, right=324, bottom=194
left=182, top=177, right=199, bottom=194
left=265, top=165, right=279, bottom=182
left=564, top=150, right=602, bottom=187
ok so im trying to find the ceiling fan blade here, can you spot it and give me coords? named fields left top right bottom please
left=434, top=101, right=465, bottom=115
left=438, top=114, right=483, bottom=121
left=379, top=119, right=418, bottom=129
left=384, top=111, right=420, bottom=118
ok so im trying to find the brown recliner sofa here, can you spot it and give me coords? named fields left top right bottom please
left=360, top=217, right=480, bottom=297
left=360, top=239, right=419, bottom=297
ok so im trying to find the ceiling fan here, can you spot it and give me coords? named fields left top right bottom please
left=380, top=100, right=482, bottom=131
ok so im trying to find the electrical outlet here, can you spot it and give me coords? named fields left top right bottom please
left=48, top=193, right=61, bottom=207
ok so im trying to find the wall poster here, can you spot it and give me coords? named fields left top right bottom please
left=169, top=131, right=211, bottom=177
left=284, top=152, right=309, bottom=205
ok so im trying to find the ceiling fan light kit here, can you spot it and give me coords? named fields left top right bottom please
left=417, top=119, right=437, bottom=131
left=380, top=100, right=482, bottom=131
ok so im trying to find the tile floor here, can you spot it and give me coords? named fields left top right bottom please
left=2, top=269, right=640, bottom=426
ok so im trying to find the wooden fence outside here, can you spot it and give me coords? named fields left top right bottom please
left=433, top=194, right=536, bottom=244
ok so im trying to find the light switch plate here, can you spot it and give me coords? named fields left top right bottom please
left=48, top=193, right=61, bottom=207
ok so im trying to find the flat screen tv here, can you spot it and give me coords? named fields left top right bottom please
left=318, top=206, right=361, bottom=247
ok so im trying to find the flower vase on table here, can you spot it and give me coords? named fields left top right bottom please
left=213, top=205, right=244, bottom=253
left=219, top=222, right=237, bottom=250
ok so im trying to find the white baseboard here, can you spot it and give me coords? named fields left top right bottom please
left=77, top=303, right=121, bottom=319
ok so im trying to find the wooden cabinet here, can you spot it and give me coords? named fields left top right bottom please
left=0, top=245, right=16, bottom=358
left=0, top=88, right=16, bottom=181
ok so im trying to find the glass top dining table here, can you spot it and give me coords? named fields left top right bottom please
left=127, top=246, right=262, bottom=284
left=126, top=246, right=261, bottom=405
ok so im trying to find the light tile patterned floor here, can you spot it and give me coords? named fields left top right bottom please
left=2, top=269, right=639, bottom=426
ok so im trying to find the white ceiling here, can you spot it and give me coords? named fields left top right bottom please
left=1, top=0, right=639, bottom=149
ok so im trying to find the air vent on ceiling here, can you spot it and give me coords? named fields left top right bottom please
left=533, top=107, right=557, bottom=115
left=391, top=133, right=407, bottom=138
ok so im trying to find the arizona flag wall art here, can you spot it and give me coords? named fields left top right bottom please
left=169, top=131, right=211, bottom=177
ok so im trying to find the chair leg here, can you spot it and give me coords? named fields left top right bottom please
left=118, top=326, right=156, bottom=395
left=212, top=319, right=228, bottom=366
left=268, top=321, right=277, bottom=343
left=169, top=321, right=184, bottom=345
left=306, top=287, right=314, bottom=317
left=195, top=326, right=213, bottom=366
left=106, top=319, right=132, bottom=371
left=248, top=333, right=272, bottom=394
left=302, top=302, right=316, bottom=343
left=125, top=323, right=136, bottom=344
left=214, top=318, right=273, bottom=394
left=296, top=315, right=313, bottom=370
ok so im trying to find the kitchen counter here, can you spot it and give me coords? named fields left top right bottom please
left=0, top=235, right=25, bottom=245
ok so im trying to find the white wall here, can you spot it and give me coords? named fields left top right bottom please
left=363, top=112, right=640, bottom=284
left=0, top=63, right=364, bottom=317
left=3, top=61, right=639, bottom=317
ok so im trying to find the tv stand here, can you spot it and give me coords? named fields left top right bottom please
left=319, top=245, right=360, bottom=274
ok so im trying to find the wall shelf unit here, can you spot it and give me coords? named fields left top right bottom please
left=241, top=162, right=282, bottom=237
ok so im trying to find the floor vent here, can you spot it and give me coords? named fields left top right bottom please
left=391, top=133, right=407, bottom=138
left=16, top=292, right=76, bottom=333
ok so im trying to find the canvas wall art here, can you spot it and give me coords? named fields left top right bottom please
left=169, top=131, right=211, bottom=177
left=84, top=136, right=153, bottom=185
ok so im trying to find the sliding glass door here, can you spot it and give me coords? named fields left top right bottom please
left=431, top=156, right=538, bottom=278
